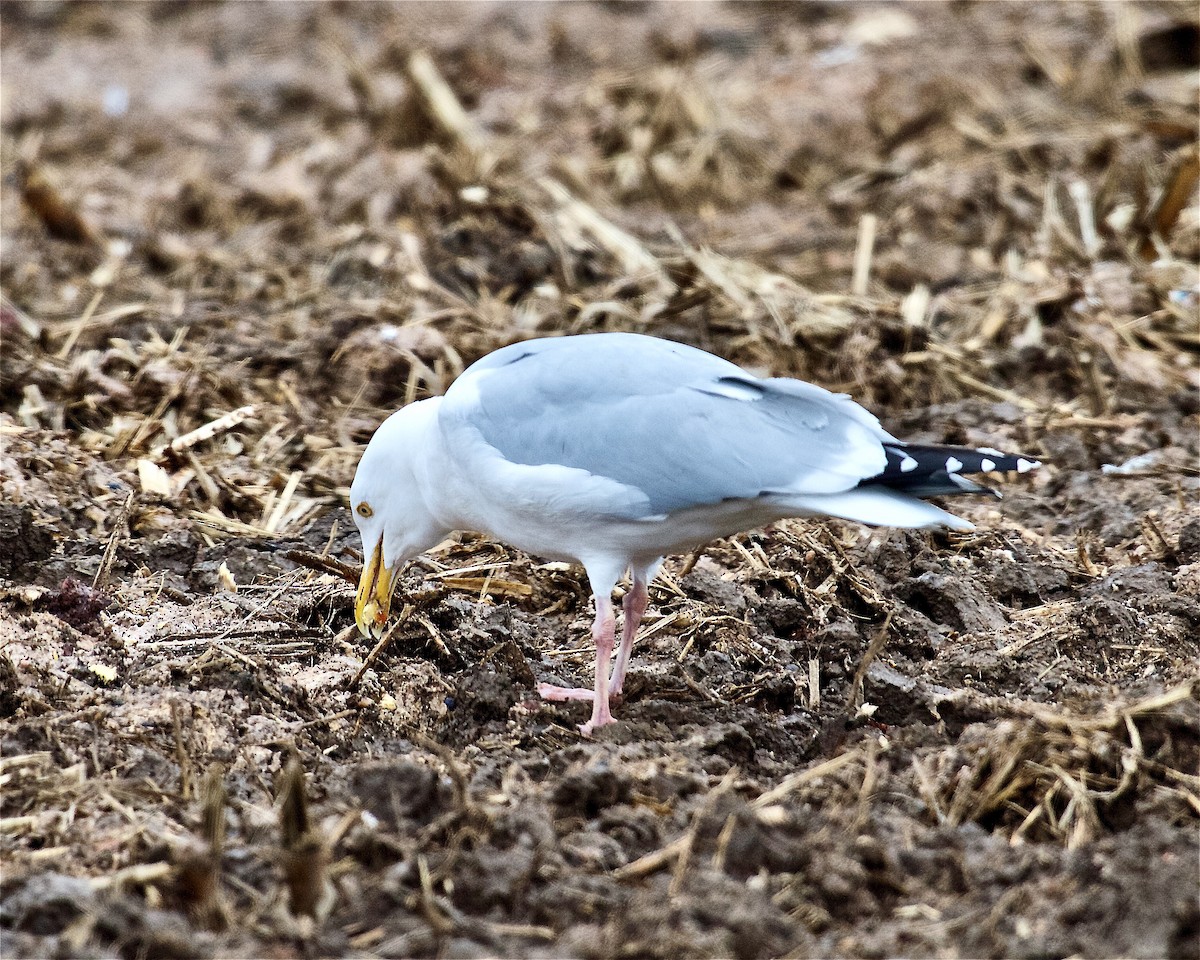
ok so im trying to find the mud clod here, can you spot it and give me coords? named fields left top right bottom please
left=41, top=577, right=111, bottom=633
left=353, top=760, right=452, bottom=829
left=553, top=761, right=632, bottom=817
left=896, top=571, right=1008, bottom=634
left=0, top=505, right=55, bottom=581
left=2, top=3, right=1197, bottom=958
left=0, top=654, right=20, bottom=719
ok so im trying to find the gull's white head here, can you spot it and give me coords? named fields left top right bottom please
left=350, top=399, right=449, bottom=638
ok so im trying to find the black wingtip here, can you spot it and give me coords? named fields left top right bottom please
left=862, top=443, right=1040, bottom=498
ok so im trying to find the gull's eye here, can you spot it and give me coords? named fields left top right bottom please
left=356, top=502, right=373, bottom=519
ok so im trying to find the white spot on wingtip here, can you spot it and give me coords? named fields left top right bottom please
left=1017, top=458, right=1038, bottom=473
left=945, top=456, right=964, bottom=473
left=977, top=447, right=1005, bottom=457
left=899, top=455, right=918, bottom=473
left=980, top=458, right=996, bottom=472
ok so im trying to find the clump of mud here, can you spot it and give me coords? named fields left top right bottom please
left=2, top=2, right=1197, bottom=958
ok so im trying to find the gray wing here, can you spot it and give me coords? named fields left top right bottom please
left=444, top=332, right=894, bottom=516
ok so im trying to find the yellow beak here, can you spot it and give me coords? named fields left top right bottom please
left=354, top=539, right=395, bottom=638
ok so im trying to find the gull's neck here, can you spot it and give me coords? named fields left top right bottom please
left=407, top=396, right=469, bottom=532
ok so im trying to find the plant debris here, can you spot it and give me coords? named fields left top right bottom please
left=1, top=3, right=1197, bottom=958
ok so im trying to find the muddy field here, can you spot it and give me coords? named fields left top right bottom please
left=2, top=3, right=1199, bottom=958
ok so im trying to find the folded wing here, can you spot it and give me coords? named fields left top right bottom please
left=442, top=333, right=896, bottom=518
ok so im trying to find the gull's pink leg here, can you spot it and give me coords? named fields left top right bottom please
left=609, top=575, right=648, bottom=696
left=536, top=595, right=619, bottom=721
left=536, top=684, right=595, bottom=702
left=579, top=595, right=616, bottom=734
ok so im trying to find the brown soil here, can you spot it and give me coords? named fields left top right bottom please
left=2, top=3, right=1198, bottom=958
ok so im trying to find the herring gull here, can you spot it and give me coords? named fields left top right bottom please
left=350, top=332, right=1039, bottom=732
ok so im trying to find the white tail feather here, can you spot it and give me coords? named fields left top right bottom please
left=784, top=488, right=975, bottom=531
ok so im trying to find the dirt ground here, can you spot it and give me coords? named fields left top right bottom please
left=2, top=3, right=1198, bottom=958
